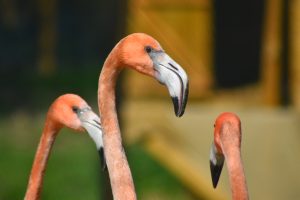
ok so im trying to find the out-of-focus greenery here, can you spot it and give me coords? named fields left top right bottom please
left=1, top=68, right=100, bottom=115
left=0, top=113, right=194, bottom=200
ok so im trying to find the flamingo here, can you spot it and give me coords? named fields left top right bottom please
left=209, top=112, right=249, bottom=200
left=98, top=33, right=189, bottom=200
left=24, top=94, right=105, bottom=200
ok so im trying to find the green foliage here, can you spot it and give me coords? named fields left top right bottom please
left=0, top=115, right=194, bottom=199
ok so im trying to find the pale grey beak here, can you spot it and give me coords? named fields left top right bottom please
left=209, top=143, right=224, bottom=188
left=77, top=107, right=106, bottom=170
left=149, top=51, right=189, bottom=117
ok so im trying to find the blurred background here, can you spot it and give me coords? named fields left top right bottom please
left=1, top=0, right=300, bottom=199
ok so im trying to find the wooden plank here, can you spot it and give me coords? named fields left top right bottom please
left=122, top=100, right=230, bottom=199
left=260, top=0, right=282, bottom=106
left=144, top=133, right=228, bottom=200
left=134, top=0, right=209, bottom=8
left=289, top=0, right=300, bottom=110
left=37, top=0, right=57, bottom=75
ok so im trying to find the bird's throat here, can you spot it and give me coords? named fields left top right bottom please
left=24, top=124, right=58, bottom=200
left=98, top=57, right=137, bottom=200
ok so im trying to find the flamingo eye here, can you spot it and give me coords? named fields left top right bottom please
left=214, top=124, right=216, bottom=128
left=145, top=46, right=152, bottom=53
left=72, top=106, right=79, bottom=113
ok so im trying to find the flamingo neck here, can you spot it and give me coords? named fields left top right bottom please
left=220, top=125, right=249, bottom=200
left=223, top=146, right=249, bottom=200
left=98, top=50, right=136, bottom=200
left=24, top=121, right=59, bottom=200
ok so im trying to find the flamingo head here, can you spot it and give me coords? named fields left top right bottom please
left=48, top=94, right=106, bottom=170
left=210, top=112, right=241, bottom=188
left=119, top=33, right=189, bottom=117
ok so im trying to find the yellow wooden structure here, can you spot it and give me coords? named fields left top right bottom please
left=126, top=0, right=213, bottom=99
left=123, top=0, right=300, bottom=199
left=37, top=0, right=57, bottom=75
left=123, top=101, right=300, bottom=199
left=290, top=0, right=300, bottom=110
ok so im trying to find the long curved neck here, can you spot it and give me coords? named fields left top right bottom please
left=221, top=126, right=249, bottom=200
left=98, top=49, right=137, bottom=200
left=24, top=121, right=59, bottom=200
left=224, top=146, right=249, bottom=200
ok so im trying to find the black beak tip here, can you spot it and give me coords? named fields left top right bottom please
left=172, top=97, right=185, bottom=117
left=98, top=147, right=107, bottom=171
left=172, top=97, right=180, bottom=117
left=210, top=160, right=223, bottom=188
left=182, top=82, right=189, bottom=113
left=178, top=111, right=184, bottom=117
left=171, top=82, right=189, bottom=117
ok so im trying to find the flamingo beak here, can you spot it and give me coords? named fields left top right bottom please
left=150, top=51, right=189, bottom=117
left=77, top=108, right=106, bottom=170
left=209, top=143, right=224, bottom=188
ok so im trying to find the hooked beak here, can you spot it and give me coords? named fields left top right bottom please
left=151, top=52, right=189, bottom=117
left=209, top=143, right=224, bottom=188
left=77, top=108, right=106, bottom=170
